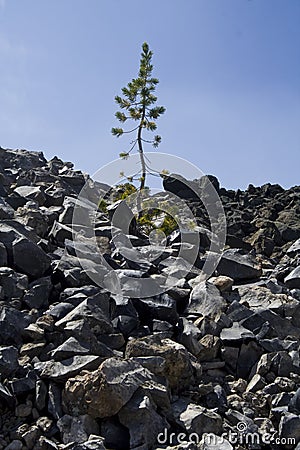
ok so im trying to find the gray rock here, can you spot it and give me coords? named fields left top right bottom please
left=44, top=185, right=65, bottom=206
left=100, top=418, right=130, bottom=450
left=50, top=336, right=113, bottom=360
left=288, top=388, right=300, bottom=415
left=284, top=266, right=300, bottom=289
left=0, top=267, right=28, bottom=300
left=10, top=371, right=37, bottom=395
left=177, top=317, right=202, bottom=355
left=0, top=242, right=8, bottom=265
left=107, top=199, right=137, bottom=235
left=23, top=276, right=52, bottom=309
left=187, top=281, right=226, bottom=319
left=0, top=197, right=14, bottom=220
left=119, top=389, right=168, bottom=450
left=12, top=237, right=51, bottom=278
left=34, top=436, right=59, bottom=450
left=0, top=305, right=29, bottom=344
left=49, top=221, right=73, bottom=244
left=35, top=355, right=104, bottom=381
left=172, top=398, right=223, bottom=435
left=14, top=185, right=46, bottom=206
left=35, top=379, right=48, bottom=411
left=220, top=322, right=255, bottom=342
left=71, top=436, right=106, bottom=450
left=278, top=413, right=300, bottom=448
left=48, top=382, right=63, bottom=419
left=0, top=147, right=47, bottom=170
left=246, top=374, right=267, bottom=392
left=132, top=293, right=179, bottom=325
left=0, top=381, right=15, bottom=408
left=217, top=248, right=262, bottom=281
left=57, top=414, right=99, bottom=444
left=287, top=238, right=300, bottom=257
left=205, top=384, right=228, bottom=413
left=0, top=345, right=19, bottom=378
left=198, top=335, right=221, bottom=362
left=55, top=292, right=113, bottom=335
left=4, top=440, right=23, bottom=450
left=15, top=201, right=49, bottom=236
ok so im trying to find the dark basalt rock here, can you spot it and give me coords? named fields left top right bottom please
left=0, top=147, right=300, bottom=449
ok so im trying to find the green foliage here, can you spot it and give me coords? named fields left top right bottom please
left=111, top=42, right=165, bottom=190
left=137, top=208, right=178, bottom=236
left=111, top=183, right=137, bottom=202
left=98, top=198, right=108, bottom=213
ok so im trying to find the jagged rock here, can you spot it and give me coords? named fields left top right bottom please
left=10, top=371, right=37, bottom=395
left=50, top=336, right=113, bottom=361
left=0, top=382, right=15, bottom=407
left=48, top=382, right=63, bottom=419
left=57, top=414, right=99, bottom=444
left=209, top=275, right=234, bottom=292
left=287, top=238, right=300, bottom=256
left=15, top=201, right=49, bottom=236
left=278, top=413, right=300, bottom=448
left=100, top=418, right=129, bottom=450
left=284, top=266, right=300, bottom=289
left=55, top=292, right=113, bottom=336
left=34, top=355, right=104, bottom=382
left=119, top=389, right=168, bottom=450
left=125, top=335, right=194, bottom=390
left=289, top=388, right=300, bottom=415
left=62, top=357, right=157, bottom=418
left=23, top=276, right=52, bottom=309
left=107, top=199, right=137, bottom=235
left=177, top=317, right=202, bottom=355
left=13, top=186, right=46, bottom=206
left=70, top=435, right=106, bottom=450
left=187, top=281, right=226, bottom=319
left=197, top=335, right=221, bottom=361
left=220, top=322, right=255, bottom=342
left=0, top=305, right=29, bottom=344
left=35, top=380, right=48, bottom=411
left=217, top=248, right=262, bottom=280
left=172, top=398, right=223, bottom=435
left=0, top=197, right=14, bottom=219
left=132, top=294, right=179, bottom=326
left=0, top=267, right=28, bottom=299
left=0, top=345, right=19, bottom=378
left=12, top=237, right=51, bottom=278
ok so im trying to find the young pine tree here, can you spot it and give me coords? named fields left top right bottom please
left=111, top=42, right=165, bottom=190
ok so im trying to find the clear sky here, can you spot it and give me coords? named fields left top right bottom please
left=0, top=0, right=299, bottom=190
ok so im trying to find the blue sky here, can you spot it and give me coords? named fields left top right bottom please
left=0, top=0, right=299, bottom=189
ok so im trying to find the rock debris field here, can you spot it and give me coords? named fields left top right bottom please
left=0, top=147, right=300, bottom=450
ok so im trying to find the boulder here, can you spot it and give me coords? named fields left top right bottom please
left=125, top=335, right=194, bottom=390
left=187, top=281, right=226, bottom=319
left=62, top=357, right=156, bottom=418
left=119, top=389, right=168, bottom=450
left=217, top=248, right=262, bottom=280
left=12, top=237, right=51, bottom=278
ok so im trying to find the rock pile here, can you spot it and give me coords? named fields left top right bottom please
left=0, top=146, right=300, bottom=449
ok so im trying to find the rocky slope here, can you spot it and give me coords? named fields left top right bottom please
left=0, top=146, right=300, bottom=450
